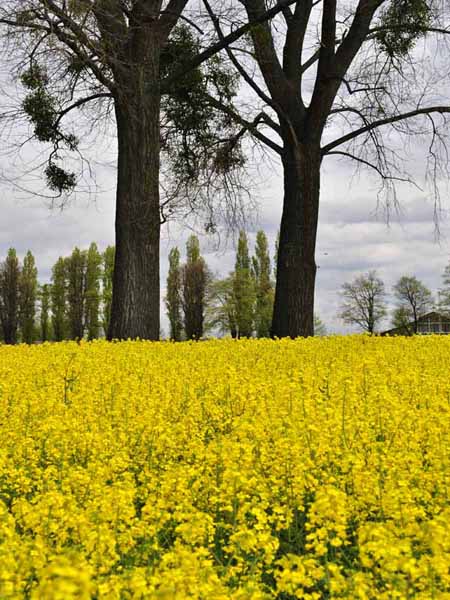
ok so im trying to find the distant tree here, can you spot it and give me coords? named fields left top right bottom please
left=166, top=247, right=183, bottom=341
left=66, top=247, right=87, bottom=340
left=102, top=246, right=115, bottom=336
left=252, top=231, right=274, bottom=338
left=85, top=243, right=102, bottom=340
left=439, top=261, right=450, bottom=316
left=391, top=306, right=413, bottom=334
left=19, top=250, right=38, bottom=343
left=0, top=248, right=20, bottom=344
left=51, top=257, right=67, bottom=342
left=40, top=283, right=51, bottom=342
left=393, top=275, right=433, bottom=334
left=273, top=231, right=279, bottom=282
left=339, top=271, right=387, bottom=334
left=233, top=231, right=255, bottom=338
left=314, top=315, right=327, bottom=337
left=207, top=276, right=237, bottom=338
left=182, top=236, right=208, bottom=340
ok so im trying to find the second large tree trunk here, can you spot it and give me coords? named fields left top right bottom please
left=108, top=78, right=161, bottom=341
left=271, top=143, right=321, bottom=338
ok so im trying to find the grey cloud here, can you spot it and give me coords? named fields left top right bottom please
left=2, top=98, right=450, bottom=338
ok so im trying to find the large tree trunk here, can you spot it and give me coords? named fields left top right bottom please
left=108, top=77, right=161, bottom=341
left=271, top=142, right=321, bottom=338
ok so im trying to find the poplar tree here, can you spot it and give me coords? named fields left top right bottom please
left=274, top=231, right=279, bottom=281
left=66, top=247, right=87, bottom=340
left=314, top=315, right=327, bottom=337
left=19, top=250, right=38, bottom=343
left=166, top=247, right=183, bottom=341
left=182, top=236, right=208, bottom=340
left=51, top=257, right=67, bottom=342
left=50, top=257, right=67, bottom=342
left=233, top=231, right=255, bottom=338
left=0, top=248, right=20, bottom=344
left=252, top=231, right=273, bottom=338
left=85, top=243, right=102, bottom=340
left=102, top=246, right=115, bottom=336
left=40, top=283, right=51, bottom=342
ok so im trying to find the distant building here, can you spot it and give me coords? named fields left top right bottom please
left=382, top=311, right=450, bottom=336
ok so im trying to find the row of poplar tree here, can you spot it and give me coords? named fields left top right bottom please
left=166, top=230, right=275, bottom=340
left=0, top=232, right=272, bottom=344
left=0, top=244, right=114, bottom=344
left=0, top=231, right=323, bottom=344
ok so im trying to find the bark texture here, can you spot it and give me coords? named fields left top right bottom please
left=272, top=140, right=320, bottom=338
left=108, top=51, right=161, bottom=340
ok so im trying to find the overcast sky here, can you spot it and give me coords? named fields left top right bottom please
left=2, top=139, right=449, bottom=335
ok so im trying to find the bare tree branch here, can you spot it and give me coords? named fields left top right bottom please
left=203, top=91, right=283, bottom=155
left=322, top=106, right=450, bottom=154
left=158, top=0, right=190, bottom=41
left=203, top=0, right=277, bottom=112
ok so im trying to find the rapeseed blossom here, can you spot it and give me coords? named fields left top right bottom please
left=0, top=336, right=449, bottom=598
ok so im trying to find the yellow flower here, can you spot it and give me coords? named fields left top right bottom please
left=0, top=336, right=449, bottom=597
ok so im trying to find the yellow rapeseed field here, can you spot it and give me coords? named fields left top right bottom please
left=0, top=337, right=449, bottom=599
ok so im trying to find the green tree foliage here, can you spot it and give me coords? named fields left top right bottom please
left=233, top=231, right=255, bottom=338
left=376, top=0, right=432, bottom=57
left=85, top=243, right=102, bottom=340
left=392, top=275, right=433, bottom=334
left=252, top=231, right=274, bottom=338
left=19, top=250, right=38, bottom=343
left=166, top=247, right=183, bottom=341
left=273, top=230, right=279, bottom=282
left=182, top=236, right=208, bottom=340
left=51, top=257, right=67, bottom=342
left=20, top=63, right=77, bottom=192
left=314, top=315, right=327, bottom=337
left=40, top=283, right=51, bottom=342
left=391, top=306, right=413, bottom=334
left=0, top=248, right=20, bottom=344
left=1, top=7, right=245, bottom=203
left=102, top=246, right=115, bottom=336
left=160, top=25, right=243, bottom=196
left=206, top=276, right=237, bottom=338
left=66, top=247, right=87, bottom=340
left=339, top=271, right=387, bottom=334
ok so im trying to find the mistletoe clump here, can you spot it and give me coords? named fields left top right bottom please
left=376, top=0, right=432, bottom=57
left=22, top=87, right=58, bottom=144
left=45, top=162, right=77, bottom=193
left=21, top=64, right=78, bottom=194
left=213, top=142, right=246, bottom=175
left=161, top=25, right=243, bottom=186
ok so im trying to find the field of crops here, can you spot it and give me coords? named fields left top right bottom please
left=0, top=337, right=449, bottom=599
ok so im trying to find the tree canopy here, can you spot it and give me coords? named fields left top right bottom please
left=339, top=270, right=387, bottom=333
left=202, top=0, right=450, bottom=338
left=0, top=0, right=295, bottom=340
left=393, top=275, right=434, bottom=333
